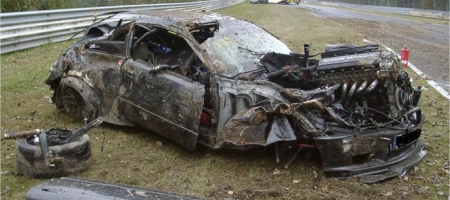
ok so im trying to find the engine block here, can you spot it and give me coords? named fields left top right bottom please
left=317, top=51, right=400, bottom=85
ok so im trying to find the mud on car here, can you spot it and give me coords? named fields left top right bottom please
left=45, top=10, right=426, bottom=183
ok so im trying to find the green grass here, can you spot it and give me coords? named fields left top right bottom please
left=1, top=2, right=449, bottom=199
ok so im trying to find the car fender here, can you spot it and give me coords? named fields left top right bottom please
left=55, top=77, right=100, bottom=117
left=45, top=48, right=78, bottom=86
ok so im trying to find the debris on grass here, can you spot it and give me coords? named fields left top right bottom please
left=384, top=191, right=394, bottom=196
left=417, top=186, right=429, bottom=194
left=1, top=186, right=10, bottom=195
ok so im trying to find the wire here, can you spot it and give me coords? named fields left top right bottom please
left=365, top=107, right=404, bottom=124
left=101, top=132, right=106, bottom=152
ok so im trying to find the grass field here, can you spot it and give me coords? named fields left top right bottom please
left=1, top=2, right=449, bottom=199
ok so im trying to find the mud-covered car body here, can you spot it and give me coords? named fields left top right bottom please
left=45, top=10, right=425, bottom=183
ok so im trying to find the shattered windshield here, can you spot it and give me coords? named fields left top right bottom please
left=200, top=19, right=291, bottom=77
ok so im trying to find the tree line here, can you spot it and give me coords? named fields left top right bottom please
left=1, top=0, right=195, bottom=12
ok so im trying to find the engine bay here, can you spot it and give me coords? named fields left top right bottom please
left=256, top=44, right=423, bottom=137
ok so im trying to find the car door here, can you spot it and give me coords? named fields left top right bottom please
left=117, top=25, right=205, bottom=150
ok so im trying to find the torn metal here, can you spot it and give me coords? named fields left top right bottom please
left=45, top=10, right=426, bottom=182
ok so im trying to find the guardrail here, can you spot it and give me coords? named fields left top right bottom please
left=305, top=0, right=449, bottom=19
left=0, top=0, right=244, bottom=54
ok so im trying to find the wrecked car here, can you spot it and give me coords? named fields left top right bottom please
left=45, top=10, right=426, bottom=183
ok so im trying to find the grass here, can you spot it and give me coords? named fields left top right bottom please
left=1, top=2, right=449, bottom=199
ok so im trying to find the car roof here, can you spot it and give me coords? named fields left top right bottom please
left=108, top=10, right=291, bottom=77
left=111, top=10, right=229, bottom=27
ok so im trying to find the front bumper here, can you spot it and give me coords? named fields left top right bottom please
left=314, top=129, right=426, bottom=183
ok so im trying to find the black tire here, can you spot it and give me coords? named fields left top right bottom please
left=15, top=135, right=91, bottom=178
left=57, top=77, right=99, bottom=122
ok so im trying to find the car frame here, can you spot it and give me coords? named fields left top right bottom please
left=45, top=10, right=426, bottom=183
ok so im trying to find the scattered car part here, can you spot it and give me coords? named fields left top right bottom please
left=250, top=0, right=269, bottom=4
left=26, top=177, right=205, bottom=200
left=44, top=10, right=426, bottom=182
left=5, top=118, right=103, bottom=178
left=269, top=0, right=291, bottom=4
left=16, top=134, right=91, bottom=178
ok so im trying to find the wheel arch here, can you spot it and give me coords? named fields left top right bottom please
left=56, top=76, right=101, bottom=121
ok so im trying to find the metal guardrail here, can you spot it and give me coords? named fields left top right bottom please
left=0, top=0, right=244, bottom=54
left=305, top=0, right=449, bottom=19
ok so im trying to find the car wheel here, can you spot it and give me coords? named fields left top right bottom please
left=15, top=134, right=91, bottom=178
left=57, top=77, right=99, bottom=122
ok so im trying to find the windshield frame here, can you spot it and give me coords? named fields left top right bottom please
left=198, top=18, right=291, bottom=77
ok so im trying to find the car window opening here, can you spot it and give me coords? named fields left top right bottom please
left=130, top=25, right=214, bottom=128
left=190, top=24, right=217, bottom=44
left=84, top=20, right=135, bottom=55
left=110, top=21, right=134, bottom=41
left=131, top=26, right=205, bottom=79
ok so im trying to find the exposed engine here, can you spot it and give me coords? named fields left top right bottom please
left=259, top=44, right=423, bottom=136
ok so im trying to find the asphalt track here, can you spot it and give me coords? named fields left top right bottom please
left=291, top=3, right=450, bottom=99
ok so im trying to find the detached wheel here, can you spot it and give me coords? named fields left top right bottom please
left=15, top=135, right=91, bottom=178
left=57, top=77, right=99, bottom=122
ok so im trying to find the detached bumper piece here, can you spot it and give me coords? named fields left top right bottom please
left=359, top=142, right=426, bottom=183
left=26, top=177, right=205, bottom=200
left=315, top=129, right=426, bottom=183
